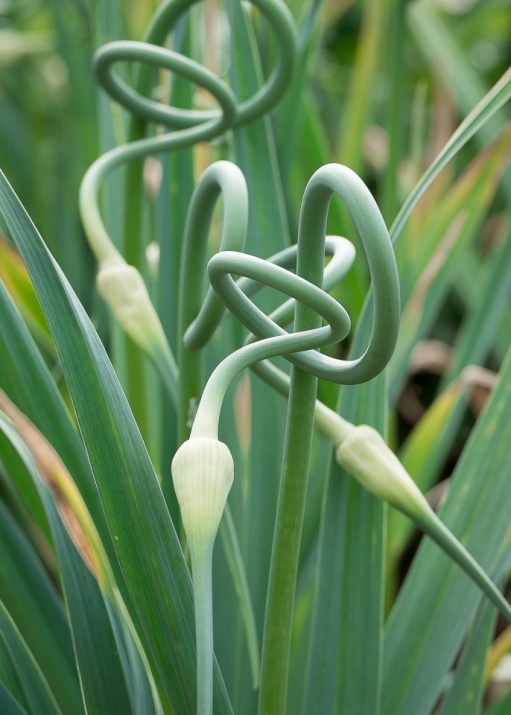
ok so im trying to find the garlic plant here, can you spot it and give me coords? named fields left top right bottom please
left=1, top=1, right=511, bottom=715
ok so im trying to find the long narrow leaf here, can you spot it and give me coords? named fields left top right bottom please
left=383, top=344, right=511, bottom=715
left=0, top=169, right=233, bottom=714
left=0, top=602, right=62, bottom=715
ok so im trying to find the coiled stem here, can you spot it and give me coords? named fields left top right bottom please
left=181, top=163, right=399, bottom=715
left=79, top=0, right=298, bottom=407
left=188, top=163, right=399, bottom=439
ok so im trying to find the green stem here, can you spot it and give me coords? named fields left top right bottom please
left=180, top=164, right=399, bottom=715
left=190, top=542, right=215, bottom=715
left=258, top=368, right=317, bottom=715
left=413, top=508, right=511, bottom=624
left=178, top=162, right=248, bottom=444
left=151, top=343, right=179, bottom=409
left=257, top=167, right=331, bottom=715
left=219, top=506, right=260, bottom=689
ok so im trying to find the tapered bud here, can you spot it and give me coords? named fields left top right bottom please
left=335, top=425, right=430, bottom=519
left=171, top=438, right=234, bottom=550
left=96, top=258, right=166, bottom=353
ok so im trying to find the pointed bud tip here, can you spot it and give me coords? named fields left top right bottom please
left=96, top=261, right=164, bottom=353
left=171, top=438, right=234, bottom=548
left=335, top=424, right=429, bottom=518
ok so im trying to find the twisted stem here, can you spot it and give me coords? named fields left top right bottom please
left=79, top=0, right=299, bottom=414
left=181, top=164, right=399, bottom=714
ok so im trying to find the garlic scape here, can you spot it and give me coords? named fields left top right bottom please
left=96, top=257, right=176, bottom=384
left=171, top=438, right=234, bottom=715
left=279, top=378, right=511, bottom=623
left=322, top=410, right=511, bottom=624
left=172, top=438, right=234, bottom=554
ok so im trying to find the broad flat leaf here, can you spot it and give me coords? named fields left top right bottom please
left=486, top=690, right=511, bottom=715
left=0, top=415, right=137, bottom=715
left=382, top=344, right=511, bottom=715
left=0, top=279, right=110, bottom=550
left=441, top=221, right=511, bottom=388
left=0, top=602, right=62, bottom=715
left=223, top=4, right=291, bottom=711
left=0, top=499, right=82, bottom=715
left=337, top=0, right=390, bottom=176
left=276, top=0, right=323, bottom=188
left=226, top=0, right=290, bottom=255
left=439, top=602, right=495, bottom=715
left=0, top=685, right=29, bottom=715
left=159, top=16, right=193, bottom=511
left=0, top=236, right=53, bottom=356
left=408, top=0, right=495, bottom=141
left=0, top=170, right=232, bottom=714
left=388, top=378, right=469, bottom=569
left=389, top=64, right=511, bottom=245
left=390, top=124, right=511, bottom=399
left=303, top=322, right=386, bottom=715
left=438, top=542, right=511, bottom=715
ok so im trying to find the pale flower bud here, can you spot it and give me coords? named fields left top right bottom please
left=145, top=242, right=160, bottom=282
left=171, top=438, right=234, bottom=549
left=96, top=258, right=166, bottom=353
left=335, top=424, right=430, bottom=519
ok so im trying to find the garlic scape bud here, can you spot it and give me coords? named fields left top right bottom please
left=96, top=256, right=179, bottom=406
left=333, top=421, right=511, bottom=623
left=335, top=424, right=431, bottom=521
left=171, top=437, right=234, bottom=715
left=171, top=437, right=234, bottom=552
left=96, top=257, right=167, bottom=357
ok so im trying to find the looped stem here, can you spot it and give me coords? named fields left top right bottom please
left=80, top=49, right=238, bottom=264
left=177, top=161, right=249, bottom=442
left=79, top=0, right=299, bottom=414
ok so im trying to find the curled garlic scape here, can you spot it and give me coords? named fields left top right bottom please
left=171, top=438, right=234, bottom=715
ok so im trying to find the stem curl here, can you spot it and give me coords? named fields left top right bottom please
left=79, top=0, right=299, bottom=406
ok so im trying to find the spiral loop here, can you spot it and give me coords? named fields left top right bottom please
left=95, top=0, right=298, bottom=130
left=93, top=41, right=238, bottom=135
left=209, top=251, right=351, bottom=351
left=177, top=160, right=357, bottom=441
left=80, top=0, right=298, bottom=267
left=198, top=164, right=400, bottom=387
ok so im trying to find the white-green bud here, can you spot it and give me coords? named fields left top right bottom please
left=145, top=242, right=160, bottom=282
left=171, top=438, right=234, bottom=550
left=335, top=425, right=430, bottom=519
left=96, top=258, right=166, bottom=353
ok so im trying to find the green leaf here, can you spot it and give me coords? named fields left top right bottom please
left=0, top=499, right=82, bottom=715
left=390, top=124, right=511, bottom=399
left=0, top=602, right=62, bottom=715
left=486, top=690, right=511, bottom=715
left=0, top=279, right=110, bottom=549
left=337, top=0, right=390, bottom=175
left=438, top=543, right=511, bottom=715
left=387, top=378, right=469, bottom=572
left=226, top=0, right=290, bottom=255
left=382, top=344, right=511, bottom=715
left=441, top=217, right=511, bottom=388
left=390, top=67, right=511, bottom=245
left=0, top=236, right=54, bottom=358
left=0, top=414, right=137, bottom=715
left=0, top=684, right=29, bottom=715
left=303, top=351, right=386, bottom=714
left=0, top=169, right=232, bottom=714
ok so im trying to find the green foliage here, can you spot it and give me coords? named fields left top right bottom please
left=0, top=1, right=511, bottom=714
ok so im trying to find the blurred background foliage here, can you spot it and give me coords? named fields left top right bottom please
left=1, top=0, right=511, bottom=712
